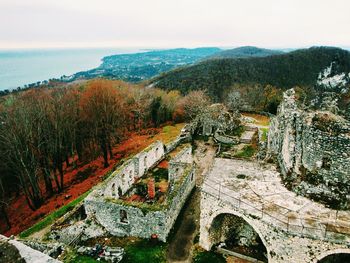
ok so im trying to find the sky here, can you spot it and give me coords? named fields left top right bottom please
left=0, top=0, right=350, bottom=49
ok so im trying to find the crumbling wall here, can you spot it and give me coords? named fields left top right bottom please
left=104, top=159, right=137, bottom=199
left=103, top=141, right=165, bottom=199
left=0, top=235, right=61, bottom=263
left=214, top=132, right=239, bottom=144
left=79, top=141, right=195, bottom=242
left=164, top=166, right=195, bottom=236
left=194, top=103, right=241, bottom=136
left=134, top=141, right=165, bottom=177
left=268, top=89, right=350, bottom=208
left=83, top=165, right=195, bottom=242
left=170, top=146, right=192, bottom=164
left=168, top=146, right=192, bottom=183
left=84, top=199, right=167, bottom=240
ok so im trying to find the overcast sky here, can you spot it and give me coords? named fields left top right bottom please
left=1, top=0, right=349, bottom=49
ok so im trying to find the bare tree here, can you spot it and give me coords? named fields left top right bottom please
left=177, top=90, right=211, bottom=121
left=79, top=80, right=124, bottom=167
left=226, top=90, right=244, bottom=114
left=0, top=93, right=44, bottom=210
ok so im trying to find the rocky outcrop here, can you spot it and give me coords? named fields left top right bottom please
left=268, top=89, right=350, bottom=209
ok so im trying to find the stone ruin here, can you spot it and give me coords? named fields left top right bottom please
left=77, top=244, right=124, bottom=263
left=50, top=136, right=196, bottom=243
left=0, top=235, right=61, bottom=263
left=268, top=88, right=350, bottom=209
left=193, top=103, right=242, bottom=144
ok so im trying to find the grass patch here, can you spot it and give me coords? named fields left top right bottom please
left=157, top=123, right=185, bottom=144
left=19, top=190, right=91, bottom=238
left=162, top=126, right=171, bottom=134
left=121, top=239, right=166, bottom=263
left=193, top=250, right=226, bottom=263
left=60, top=247, right=104, bottom=263
left=261, top=128, right=269, bottom=142
left=242, top=113, right=270, bottom=126
left=64, top=255, right=102, bottom=263
left=234, top=145, right=256, bottom=158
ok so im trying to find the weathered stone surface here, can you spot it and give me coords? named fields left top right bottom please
left=199, top=158, right=350, bottom=263
left=194, top=103, right=241, bottom=136
left=0, top=235, right=61, bottom=263
left=102, top=141, right=165, bottom=199
left=268, top=88, right=350, bottom=209
left=84, top=165, right=195, bottom=242
left=214, top=132, right=239, bottom=145
left=52, top=140, right=196, bottom=243
left=21, top=240, right=64, bottom=259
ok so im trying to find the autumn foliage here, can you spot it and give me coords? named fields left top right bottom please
left=0, top=79, right=204, bottom=232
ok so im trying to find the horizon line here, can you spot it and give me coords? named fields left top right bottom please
left=1, top=44, right=349, bottom=51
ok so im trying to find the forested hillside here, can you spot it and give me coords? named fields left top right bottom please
left=151, top=46, right=350, bottom=100
left=207, top=46, right=284, bottom=59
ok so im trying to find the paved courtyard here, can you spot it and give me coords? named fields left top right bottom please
left=203, top=158, right=350, bottom=241
left=200, top=158, right=350, bottom=262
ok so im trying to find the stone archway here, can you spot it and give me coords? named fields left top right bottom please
left=201, top=209, right=269, bottom=262
left=316, top=249, right=350, bottom=263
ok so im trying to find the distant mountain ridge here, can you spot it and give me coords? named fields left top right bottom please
left=66, top=47, right=221, bottom=82
left=65, top=46, right=288, bottom=83
left=150, top=46, right=350, bottom=100
left=207, top=46, right=284, bottom=59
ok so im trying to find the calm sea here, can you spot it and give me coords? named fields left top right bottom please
left=0, top=48, right=142, bottom=91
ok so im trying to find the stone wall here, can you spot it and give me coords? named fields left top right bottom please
left=162, top=165, right=195, bottom=236
left=268, top=89, right=350, bottom=208
left=102, top=141, right=165, bottom=199
left=81, top=142, right=195, bottom=242
left=51, top=137, right=195, bottom=243
left=0, top=235, right=61, bottom=263
left=193, top=103, right=241, bottom=136
left=84, top=164, right=195, bottom=242
left=168, top=146, right=193, bottom=183
left=214, top=132, right=239, bottom=145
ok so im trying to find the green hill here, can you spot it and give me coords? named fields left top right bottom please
left=207, top=46, right=284, bottom=59
left=150, top=46, right=350, bottom=100
left=69, top=47, right=221, bottom=82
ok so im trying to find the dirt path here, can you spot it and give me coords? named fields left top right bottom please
left=167, top=139, right=217, bottom=263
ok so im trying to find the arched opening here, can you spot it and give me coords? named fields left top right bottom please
left=209, top=213, right=268, bottom=262
left=121, top=173, right=125, bottom=183
left=144, top=156, right=147, bottom=167
left=118, top=186, right=122, bottom=197
left=111, top=183, right=116, bottom=197
left=120, top=209, right=128, bottom=224
left=318, top=253, right=350, bottom=263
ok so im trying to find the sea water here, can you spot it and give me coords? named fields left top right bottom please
left=0, top=48, right=141, bottom=91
